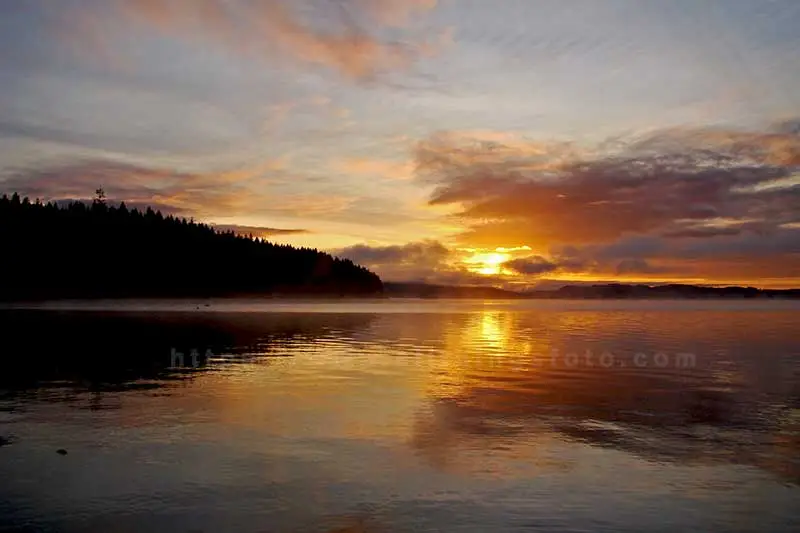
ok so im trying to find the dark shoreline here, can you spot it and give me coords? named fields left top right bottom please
left=382, top=282, right=800, bottom=300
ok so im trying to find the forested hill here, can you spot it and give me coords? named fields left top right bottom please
left=0, top=193, right=383, bottom=299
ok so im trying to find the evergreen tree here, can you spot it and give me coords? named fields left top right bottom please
left=0, top=192, right=383, bottom=299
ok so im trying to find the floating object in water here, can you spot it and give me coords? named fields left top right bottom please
left=56, top=448, right=68, bottom=455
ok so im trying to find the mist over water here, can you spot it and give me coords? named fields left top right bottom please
left=1, top=300, right=798, bottom=532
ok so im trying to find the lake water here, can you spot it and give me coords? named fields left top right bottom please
left=1, top=300, right=798, bottom=532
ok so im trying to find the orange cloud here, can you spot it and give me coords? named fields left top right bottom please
left=415, top=131, right=580, bottom=186
left=411, top=123, right=800, bottom=286
left=417, top=125, right=800, bottom=245
left=70, top=0, right=442, bottom=80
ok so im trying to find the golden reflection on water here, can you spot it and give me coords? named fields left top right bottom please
left=477, top=310, right=506, bottom=350
left=140, top=305, right=800, bottom=485
left=0, top=303, right=798, bottom=532
left=411, top=307, right=799, bottom=484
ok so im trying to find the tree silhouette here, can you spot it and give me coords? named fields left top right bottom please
left=94, top=188, right=106, bottom=205
left=0, top=192, right=383, bottom=300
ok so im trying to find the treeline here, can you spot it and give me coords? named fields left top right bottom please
left=547, top=283, right=800, bottom=299
left=0, top=192, right=383, bottom=299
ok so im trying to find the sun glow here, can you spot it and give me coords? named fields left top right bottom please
left=463, top=252, right=511, bottom=276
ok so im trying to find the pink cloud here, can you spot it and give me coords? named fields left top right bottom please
left=67, top=0, right=443, bottom=80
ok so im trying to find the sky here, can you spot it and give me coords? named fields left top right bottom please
left=1, top=0, right=798, bottom=288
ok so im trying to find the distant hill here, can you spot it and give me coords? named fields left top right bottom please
left=533, top=283, right=800, bottom=299
left=385, top=281, right=800, bottom=299
left=384, top=282, right=523, bottom=299
left=0, top=192, right=382, bottom=300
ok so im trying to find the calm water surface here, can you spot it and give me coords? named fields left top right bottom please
left=1, top=300, right=798, bottom=532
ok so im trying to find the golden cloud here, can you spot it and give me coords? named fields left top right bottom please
left=410, top=123, right=800, bottom=286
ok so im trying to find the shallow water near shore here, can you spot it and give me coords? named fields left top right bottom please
left=1, top=300, right=798, bottom=532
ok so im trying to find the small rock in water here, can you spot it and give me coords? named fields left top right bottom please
left=56, top=448, right=68, bottom=455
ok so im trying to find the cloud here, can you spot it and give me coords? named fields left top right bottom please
left=661, top=226, right=746, bottom=239
left=548, top=229, right=800, bottom=283
left=0, top=158, right=286, bottom=218
left=1, top=158, right=423, bottom=235
left=358, top=0, right=437, bottom=27
left=336, top=239, right=449, bottom=273
left=413, top=123, right=800, bottom=285
left=265, top=193, right=355, bottom=217
left=418, top=127, right=799, bottom=247
left=211, top=224, right=308, bottom=239
left=501, top=249, right=665, bottom=279
left=66, top=0, right=442, bottom=81
left=332, top=157, right=414, bottom=180
left=503, top=255, right=558, bottom=276
left=333, top=239, right=500, bottom=285
left=614, top=258, right=662, bottom=276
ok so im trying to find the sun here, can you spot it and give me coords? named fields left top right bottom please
left=463, top=252, right=511, bottom=276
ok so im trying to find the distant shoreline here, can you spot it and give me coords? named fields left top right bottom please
left=3, top=282, right=799, bottom=304
left=381, top=282, right=800, bottom=300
